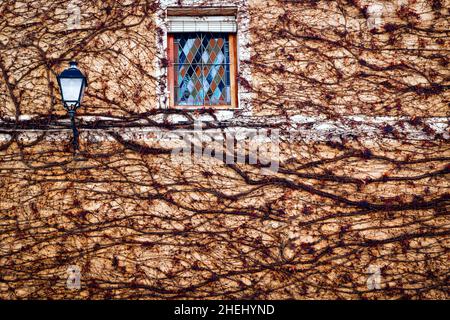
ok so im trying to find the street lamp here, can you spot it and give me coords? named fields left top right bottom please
left=57, top=61, right=87, bottom=152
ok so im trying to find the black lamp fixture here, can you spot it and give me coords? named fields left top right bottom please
left=57, top=61, right=87, bottom=153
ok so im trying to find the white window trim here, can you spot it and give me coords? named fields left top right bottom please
left=156, top=1, right=253, bottom=122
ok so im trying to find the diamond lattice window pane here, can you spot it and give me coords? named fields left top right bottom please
left=174, top=32, right=231, bottom=106
left=175, top=64, right=204, bottom=105
left=202, top=65, right=230, bottom=105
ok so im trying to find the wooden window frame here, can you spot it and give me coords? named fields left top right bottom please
left=167, top=33, right=238, bottom=109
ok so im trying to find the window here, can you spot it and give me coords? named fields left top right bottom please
left=167, top=12, right=238, bottom=109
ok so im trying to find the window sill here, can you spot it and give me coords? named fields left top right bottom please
left=170, top=105, right=238, bottom=111
left=166, top=109, right=236, bottom=123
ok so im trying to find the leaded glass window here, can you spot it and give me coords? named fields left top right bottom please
left=168, top=32, right=237, bottom=108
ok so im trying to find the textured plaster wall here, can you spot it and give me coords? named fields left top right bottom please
left=0, top=0, right=449, bottom=300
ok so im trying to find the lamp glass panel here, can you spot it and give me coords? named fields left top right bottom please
left=60, top=78, right=83, bottom=104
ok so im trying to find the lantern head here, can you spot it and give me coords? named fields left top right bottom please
left=57, top=61, right=87, bottom=110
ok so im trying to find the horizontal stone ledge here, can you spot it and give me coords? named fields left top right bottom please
left=1, top=115, right=448, bottom=125
left=1, top=120, right=448, bottom=143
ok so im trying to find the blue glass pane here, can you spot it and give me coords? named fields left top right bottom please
left=174, top=33, right=231, bottom=106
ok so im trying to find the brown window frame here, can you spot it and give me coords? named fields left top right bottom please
left=167, top=33, right=238, bottom=109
